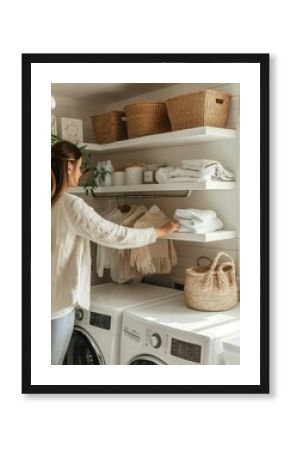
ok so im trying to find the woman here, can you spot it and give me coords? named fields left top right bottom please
left=51, top=140, right=179, bottom=364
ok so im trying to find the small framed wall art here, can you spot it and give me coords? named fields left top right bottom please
left=59, top=117, right=83, bottom=144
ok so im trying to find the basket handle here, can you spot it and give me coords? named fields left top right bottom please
left=197, top=256, right=212, bottom=268
left=202, top=253, right=236, bottom=290
left=216, top=98, right=224, bottom=105
left=217, top=261, right=235, bottom=274
left=209, top=252, right=234, bottom=272
left=203, top=259, right=235, bottom=290
left=217, top=261, right=236, bottom=289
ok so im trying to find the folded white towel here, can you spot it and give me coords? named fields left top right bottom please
left=178, top=217, right=224, bottom=233
left=181, top=159, right=235, bottom=181
left=155, top=167, right=206, bottom=184
left=174, top=208, right=217, bottom=223
left=182, top=159, right=219, bottom=169
left=155, top=160, right=234, bottom=184
left=172, top=167, right=211, bottom=179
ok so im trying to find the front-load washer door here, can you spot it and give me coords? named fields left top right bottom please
left=129, top=354, right=166, bottom=365
left=63, top=326, right=105, bottom=365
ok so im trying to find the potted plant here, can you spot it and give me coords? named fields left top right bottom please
left=51, top=134, right=112, bottom=197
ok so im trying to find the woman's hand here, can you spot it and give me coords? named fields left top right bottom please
left=155, top=221, right=180, bottom=238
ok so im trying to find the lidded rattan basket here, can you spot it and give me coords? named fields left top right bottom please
left=91, top=111, right=127, bottom=144
left=166, top=89, right=232, bottom=130
left=124, top=102, right=171, bottom=139
left=184, top=252, right=238, bottom=312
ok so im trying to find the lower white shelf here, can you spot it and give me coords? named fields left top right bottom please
left=162, top=230, right=236, bottom=242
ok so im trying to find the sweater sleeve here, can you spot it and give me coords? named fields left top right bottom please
left=66, top=195, right=157, bottom=249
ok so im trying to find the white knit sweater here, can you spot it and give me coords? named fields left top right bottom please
left=51, top=193, right=157, bottom=319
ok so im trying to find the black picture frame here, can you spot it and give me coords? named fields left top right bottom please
left=22, top=53, right=269, bottom=394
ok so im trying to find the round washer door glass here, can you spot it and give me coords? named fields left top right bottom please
left=129, top=355, right=166, bottom=365
left=131, top=360, right=157, bottom=365
left=63, top=329, right=104, bottom=365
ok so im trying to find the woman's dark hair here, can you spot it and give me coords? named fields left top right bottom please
left=51, top=140, right=82, bottom=206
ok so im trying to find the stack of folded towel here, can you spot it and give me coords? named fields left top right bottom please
left=155, top=159, right=235, bottom=184
left=173, top=208, right=224, bottom=233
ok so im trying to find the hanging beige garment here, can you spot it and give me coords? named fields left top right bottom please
left=110, top=204, right=148, bottom=283
left=130, top=205, right=177, bottom=275
left=96, top=205, right=142, bottom=278
left=96, top=207, right=123, bottom=277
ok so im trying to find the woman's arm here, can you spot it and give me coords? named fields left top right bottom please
left=67, top=196, right=179, bottom=250
left=155, top=221, right=180, bottom=238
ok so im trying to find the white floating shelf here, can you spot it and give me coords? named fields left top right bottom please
left=80, top=126, right=236, bottom=154
left=70, top=181, right=236, bottom=195
left=162, top=230, right=236, bottom=242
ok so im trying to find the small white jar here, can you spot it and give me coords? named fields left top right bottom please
left=125, top=165, right=144, bottom=185
left=112, top=171, right=125, bottom=186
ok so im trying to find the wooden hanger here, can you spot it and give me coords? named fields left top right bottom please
left=117, top=197, right=131, bottom=214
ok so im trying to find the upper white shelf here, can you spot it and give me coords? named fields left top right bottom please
left=80, top=127, right=237, bottom=154
left=70, top=181, right=236, bottom=195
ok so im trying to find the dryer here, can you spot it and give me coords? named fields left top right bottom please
left=120, top=296, right=240, bottom=365
left=63, top=282, right=181, bottom=365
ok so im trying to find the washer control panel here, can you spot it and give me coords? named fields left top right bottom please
left=171, top=338, right=202, bottom=363
left=90, top=311, right=111, bottom=330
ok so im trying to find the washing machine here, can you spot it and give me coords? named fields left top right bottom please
left=63, top=282, right=181, bottom=365
left=120, top=296, right=240, bottom=365
left=223, top=335, right=240, bottom=364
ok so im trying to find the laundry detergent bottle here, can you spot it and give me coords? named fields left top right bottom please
left=103, top=160, right=114, bottom=186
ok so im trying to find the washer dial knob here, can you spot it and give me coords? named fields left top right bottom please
left=76, top=308, right=84, bottom=321
left=149, top=333, right=162, bottom=348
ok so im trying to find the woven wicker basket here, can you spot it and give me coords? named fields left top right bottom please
left=124, top=102, right=171, bottom=139
left=184, top=252, right=238, bottom=312
left=91, top=111, right=127, bottom=144
left=166, top=89, right=232, bottom=130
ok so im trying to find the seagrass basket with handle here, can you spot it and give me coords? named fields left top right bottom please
left=166, top=89, right=232, bottom=130
left=184, top=252, right=238, bottom=312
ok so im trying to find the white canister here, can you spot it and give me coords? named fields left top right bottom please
left=112, top=171, right=125, bottom=186
left=125, top=166, right=144, bottom=185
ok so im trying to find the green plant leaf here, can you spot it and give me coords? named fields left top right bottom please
left=51, top=134, right=61, bottom=144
